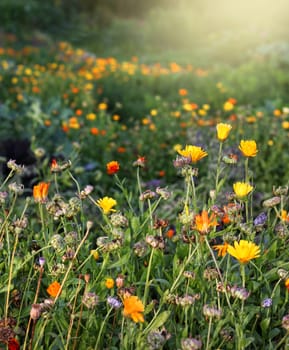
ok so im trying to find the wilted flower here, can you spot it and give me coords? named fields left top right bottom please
left=203, top=267, right=219, bottom=281
left=233, top=182, right=253, bottom=199
left=177, top=145, right=208, bottom=163
left=106, top=161, right=120, bottom=175
left=123, top=295, right=145, bottom=323
left=79, top=185, right=94, bottom=199
left=203, top=304, right=222, bottom=319
left=30, top=304, right=42, bottom=320
left=139, top=190, right=156, bottom=201
left=8, top=182, right=24, bottom=195
left=133, top=241, right=148, bottom=257
left=194, top=210, right=218, bottom=234
left=227, top=240, right=260, bottom=264
left=110, top=213, right=128, bottom=227
left=216, top=123, right=232, bottom=142
left=82, top=292, right=98, bottom=309
left=47, top=281, right=61, bottom=298
left=181, top=337, right=202, bottom=350
left=239, top=140, right=258, bottom=157
left=96, top=196, right=117, bottom=214
left=7, top=159, right=24, bottom=174
left=33, top=182, right=50, bottom=203
left=262, top=196, right=281, bottom=208
left=213, top=242, right=229, bottom=257
left=282, top=314, right=289, bottom=331
left=156, top=187, right=171, bottom=200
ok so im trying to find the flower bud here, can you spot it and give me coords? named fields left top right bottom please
left=262, top=196, right=281, bottom=208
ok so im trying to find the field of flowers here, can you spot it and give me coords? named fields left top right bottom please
left=0, top=30, right=289, bottom=349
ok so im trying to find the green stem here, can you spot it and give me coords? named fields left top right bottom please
left=143, top=247, right=155, bottom=307
left=214, top=142, right=223, bottom=201
left=205, top=317, right=213, bottom=350
left=94, top=307, right=113, bottom=350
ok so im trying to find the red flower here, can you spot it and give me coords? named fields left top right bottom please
left=106, top=161, right=120, bottom=175
left=8, top=338, right=20, bottom=350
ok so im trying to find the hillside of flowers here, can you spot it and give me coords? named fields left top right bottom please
left=0, top=30, right=289, bottom=350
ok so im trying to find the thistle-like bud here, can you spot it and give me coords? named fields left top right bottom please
left=230, top=285, right=250, bottom=300
left=110, top=213, right=128, bottom=227
left=203, top=267, right=219, bottom=281
left=203, top=304, right=222, bottom=319
left=133, top=241, right=148, bottom=257
left=263, top=196, right=281, bottom=208
left=156, top=187, right=171, bottom=200
left=50, top=234, right=65, bottom=252
left=181, top=337, right=202, bottom=350
left=82, top=292, right=99, bottom=309
left=139, top=190, right=156, bottom=201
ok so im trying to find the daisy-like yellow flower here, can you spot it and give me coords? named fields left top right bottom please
left=227, top=240, right=260, bottom=264
left=216, top=123, right=232, bottom=142
left=239, top=140, right=258, bottom=157
left=177, top=145, right=208, bottom=163
left=105, top=278, right=115, bottom=289
left=233, top=182, right=253, bottom=199
left=213, top=242, right=229, bottom=257
left=123, top=295, right=145, bottom=323
left=194, top=210, right=218, bottom=235
left=97, top=196, right=117, bottom=214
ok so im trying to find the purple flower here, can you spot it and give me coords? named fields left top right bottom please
left=261, top=298, right=272, bottom=308
left=107, top=296, right=122, bottom=309
left=254, top=212, right=267, bottom=226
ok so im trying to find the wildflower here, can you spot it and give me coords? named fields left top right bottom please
left=47, top=281, right=61, bottom=298
left=30, top=303, right=42, bottom=320
left=8, top=338, right=20, bottom=350
left=107, top=296, right=122, bottom=309
left=8, top=182, right=24, bottom=195
left=82, top=292, right=98, bottom=309
left=7, top=159, right=24, bottom=174
left=253, top=212, right=267, bottom=227
left=282, top=314, right=289, bottom=331
left=216, top=123, right=232, bottom=142
left=110, top=213, right=128, bottom=227
left=33, top=182, right=50, bottom=203
left=233, top=182, right=253, bottom=199
left=203, top=267, right=219, bottom=280
left=203, top=304, right=222, bottom=319
left=230, top=285, right=250, bottom=300
left=116, top=275, right=125, bottom=288
left=106, top=161, right=120, bottom=175
left=261, top=298, right=273, bottom=308
left=262, top=196, right=281, bottom=208
left=227, top=240, right=260, bottom=264
left=239, top=140, right=258, bottom=157
left=213, top=242, right=229, bottom=257
left=105, top=278, right=115, bottom=289
left=96, top=196, right=117, bottom=214
left=123, top=295, right=145, bottom=323
left=177, top=145, right=208, bottom=163
left=223, top=101, right=234, bottom=111
left=281, top=210, right=289, bottom=223
left=194, top=210, right=218, bottom=234
left=133, top=156, right=146, bottom=167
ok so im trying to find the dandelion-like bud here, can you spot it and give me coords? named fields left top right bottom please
left=8, top=182, right=24, bottom=195
left=82, top=292, right=99, bottom=309
left=133, top=241, right=148, bottom=257
left=30, top=303, right=43, bottom=320
left=34, top=147, right=46, bottom=158
left=7, top=159, right=24, bottom=174
left=262, top=196, right=281, bottom=208
left=282, top=314, right=289, bottom=331
left=181, top=337, right=202, bottom=350
left=110, top=213, right=128, bottom=227
left=203, top=304, right=222, bottom=319
left=230, top=285, right=250, bottom=300
left=156, top=187, right=171, bottom=200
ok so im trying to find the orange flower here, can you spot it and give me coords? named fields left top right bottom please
left=194, top=210, right=218, bottom=234
left=106, top=161, right=120, bottom=175
left=179, top=88, right=188, bottom=96
left=47, top=281, right=61, bottom=298
left=285, top=278, right=289, bottom=291
left=105, top=278, right=115, bottom=289
left=8, top=338, right=20, bottom=350
left=213, top=242, right=229, bottom=257
left=123, top=295, right=145, bottom=323
left=90, top=127, right=99, bottom=135
left=33, top=182, right=50, bottom=203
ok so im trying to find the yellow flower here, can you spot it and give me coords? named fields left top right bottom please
left=86, top=113, right=97, bottom=120
left=223, top=101, right=234, bottom=111
left=105, top=278, right=115, bottom=289
left=194, top=210, right=218, bottom=235
left=233, top=182, right=253, bottom=199
left=282, top=121, right=289, bottom=129
left=227, top=240, right=260, bottom=264
left=239, top=140, right=258, bottom=157
left=97, top=196, right=117, bottom=214
left=213, top=242, right=229, bottom=257
left=177, top=145, right=208, bottom=163
left=123, top=295, right=145, bottom=323
left=216, top=123, right=232, bottom=142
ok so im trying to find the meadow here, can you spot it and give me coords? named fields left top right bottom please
left=0, top=4, right=289, bottom=348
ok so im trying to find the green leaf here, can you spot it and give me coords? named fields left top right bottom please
left=261, top=318, right=271, bottom=334
left=108, top=252, right=130, bottom=269
left=146, top=310, right=170, bottom=333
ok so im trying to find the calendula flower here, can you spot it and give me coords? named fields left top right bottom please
left=106, top=161, right=120, bottom=175
left=239, top=140, right=258, bottom=157
left=227, top=240, right=260, bottom=264
left=213, top=242, right=229, bottom=257
left=97, top=196, right=117, bottom=214
left=216, top=123, right=232, bottom=142
left=233, top=182, right=253, bottom=199
left=33, top=182, right=50, bottom=203
left=105, top=278, right=115, bottom=289
left=123, top=295, right=145, bottom=323
left=47, top=281, right=61, bottom=298
left=285, top=278, right=289, bottom=291
left=194, top=210, right=218, bottom=234
left=177, top=145, right=208, bottom=163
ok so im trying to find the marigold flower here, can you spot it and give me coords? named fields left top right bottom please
left=216, top=123, right=232, bottom=142
left=123, top=295, right=145, bottom=323
left=97, top=196, right=117, bottom=214
left=105, top=278, right=115, bottom=289
left=177, top=145, right=208, bottom=163
left=47, top=281, right=61, bottom=298
left=106, top=161, right=120, bottom=175
left=281, top=210, right=289, bottom=222
left=194, top=210, right=218, bottom=234
left=239, top=140, right=258, bottom=157
left=33, top=182, right=50, bottom=203
left=227, top=240, right=260, bottom=264
left=285, top=278, right=289, bottom=291
left=213, top=242, right=229, bottom=257
left=233, top=182, right=253, bottom=199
